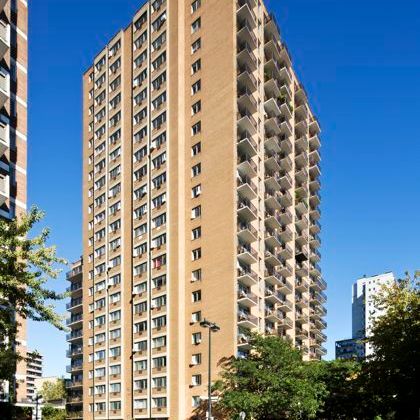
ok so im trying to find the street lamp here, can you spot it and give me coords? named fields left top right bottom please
left=33, top=393, right=43, bottom=420
left=199, top=319, right=220, bottom=420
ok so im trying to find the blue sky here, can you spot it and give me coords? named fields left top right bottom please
left=28, top=0, right=420, bottom=376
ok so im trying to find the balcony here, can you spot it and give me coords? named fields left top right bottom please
left=265, top=307, right=282, bottom=322
left=295, top=199, right=308, bottom=216
left=264, top=228, right=283, bottom=249
left=237, top=131, right=258, bottom=157
left=310, top=275, right=326, bottom=291
left=277, top=298, right=293, bottom=312
left=295, top=167, right=308, bottom=184
left=277, top=276, right=293, bottom=295
left=66, top=298, right=83, bottom=311
left=295, top=229, right=309, bottom=246
left=295, top=151, right=308, bottom=169
left=66, top=380, right=83, bottom=390
left=237, top=221, right=257, bottom=244
left=237, top=311, right=258, bottom=329
left=66, top=281, right=82, bottom=293
left=0, top=69, right=9, bottom=108
left=66, top=347, right=83, bottom=358
left=277, top=316, right=293, bottom=330
left=309, top=134, right=321, bottom=151
left=295, top=212, right=308, bottom=231
left=237, top=198, right=257, bottom=222
left=264, top=268, right=283, bottom=287
left=295, top=295, right=309, bottom=308
left=265, top=115, right=282, bottom=136
left=237, top=153, right=257, bottom=178
left=66, top=363, right=83, bottom=374
left=310, top=235, right=321, bottom=249
left=0, top=173, right=8, bottom=205
left=309, top=163, right=321, bottom=179
left=296, top=327, right=308, bottom=340
left=276, top=259, right=292, bottom=277
left=0, top=21, right=9, bottom=60
left=238, top=110, right=257, bottom=135
left=295, top=85, right=308, bottom=106
left=310, top=205, right=321, bottom=220
left=238, top=88, right=258, bottom=113
left=309, top=149, right=321, bottom=166
left=309, top=117, right=321, bottom=135
left=264, top=248, right=281, bottom=267
left=0, top=118, right=8, bottom=156
left=66, top=314, right=83, bottom=327
left=264, top=287, right=283, bottom=304
left=295, top=135, right=308, bottom=153
left=237, top=65, right=257, bottom=93
left=264, top=210, right=282, bottom=231
left=295, top=276, right=309, bottom=292
left=264, top=13, right=280, bottom=41
left=237, top=0, right=257, bottom=28
left=66, top=330, right=83, bottom=342
left=237, top=175, right=257, bottom=200
left=237, top=267, right=258, bottom=287
left=237, top=19, right=257, bottom=49
left=238, top=289, right=258, bottom=307
left=237, top=243, right=258, bottom=265
left=237, top=42, right=257, bottom=70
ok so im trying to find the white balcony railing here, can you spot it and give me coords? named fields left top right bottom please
left=0, top=20, right=9, bottom=59
left=0, top=69, right=10, bottom=108
left=0, top=174, right=9, bottom=205
left=0, top=120, right=9, bottom=155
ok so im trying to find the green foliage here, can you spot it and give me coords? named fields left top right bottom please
left=40, top=378, right=66, bottom=402
left=363, top=273, right=420, bottom=419
left=0, top=207, right=67, bottom=384
left=213, top=334, right=326, bottom=419
left=41, top=405, right=66, bottom=420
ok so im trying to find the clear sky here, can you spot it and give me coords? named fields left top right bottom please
left=28, top=0, right=420, bottom=377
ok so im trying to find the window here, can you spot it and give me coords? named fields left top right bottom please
left=95, top=350, right=106, bottom=361
left=152, top=294, right=166, bottom=308
left=152, top=193, right=166, bottom=209
left=134, top=107, right=147, bottom=125
left=95, top=367, right=106, bottom=377
left=152, top=71, right=166, bottom=90
left=109, top=147, right=121, bottom=161
left=95, top=211, right=105, bottom=224
left=95, top=125, right=106, bottom=140
left=152, top=112, right=166, bottom=130
left=109, top=273, right=121, bottom=286
left=152, top=335, right=166, bottom=349
left=109, top=364, right=121, bottom=375
left=95, top=245, right=105, bottom=258
left=134, top=88, right=147, bottom=106
left=95, top=176, right=105, bottom=190
left=134, top=301, right=147, bottom=314
left=95, top=159, right=106, bottom=173
left=109, top=93, right=121, bottom=110
left=152, top=0, right=165, bottom=12
left=135, top=359, right=147, bottom=371
left=152, top=91, right=167, bottom=110
left=110, top=76, right=121, bottom=92
left=134, top=127, right=148, bottom=145
left=192, top=248, right=201, bottom=261
left=109, top=237, right=121, bottom=251
left=153, top=356, right=167, bottom=368
left=192, top=332, right=202, bottom=345
left=153, top=397, right=167, bottom=408
left=191, top=0, right=201, bottom=13
left=191, top=18, right=201, bottom=33
left=152, top=233, right=166, bottom=248
left=134, top=399, right=147, bottom=410
left=153, top=274, right=166, bottom=288
left=191, top=374, right=202, bottom=386
left=152, top=212, right=166, bottom=228
left=192, top=80, right=201, bottom=94
left=134, top=11, right=147, bottom=32
left=191, top=205, right=201, bottom=219
left=134, top=340, right=148, bottom=352
left=109, top=58, right=121, bottom=74
left=134, top=165, right=147, bottom=181
left=109, top=183, right=121, bottom=198
left=192, top=395, right=201, bottom=408
left=191, top=353, right=202, bottom=366
left=110, top=328, right=121, bottom=340
left=110, top=383, right=121, bottom=393
left=152, top=172, right=166, bottom=189
left=134, top=262, right=148, bottom=276
left=191, top=163, right=201, bottom=177
left=152, top=31, right=166, bottom=51
left=109, top=401, right=121, bottom=411
left=109, top=219, right=121, bottom=233
left=109, top=40, right=121, bottom=57
left=134, top=50, right=148, bottom=70
left=109, top=129, right=121, bottom=145
left=134, top=30, right=147, bottom=50
left=152, top=254, right=166, bottom=268
left=153, top=315, right=166, bottom=328
left=134, top=69, right=147, bottom=87
left=95, top=385, right=106, bottom=395
left=134, top=223, right=147, bottom=237
left=192, top=100, right=201, bottom=115
left=192, top=38, right=201, bottom=53
left=134, top=320, right=148, bottom=334
left=110, top=292, right=121, bottom=304
left=192, top=226, right=201, bottom=240
left=109, top=201, right=121, bottom=215
left=95, top=402, right=106, bottom=412
left=134, top=146, right=147, bottom=162
left=95, top=108, right=106, bottom=123
left=152, top=12, right=167, bottom=32
left=191, top=311, right=201, bottom=323
left=110, top=310, right=121, bottom=322
left=109, top=165, right=121, bottom=179
left=192, top=184, right=201, bottom=198
left=192, top=268, right=202, bottom=282
left=192, top=142, right=201, bottom=156
left=153, top=376, right=167, bottom=388
left=152, top=152, right=166, bottom=169
left=192, top=290, right=201, bottom=302
left=134, top=203, right=148, bottom=219
left=192, top=121, right=201, bottom=136
left=95, top=194, right=105, bottom=208
left=134, top=379, right=148, bottom=391
left=152, top=52, right=166, bottom=71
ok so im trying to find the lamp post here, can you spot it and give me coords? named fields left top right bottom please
left=199, top=319, right=220, bottom=420
left=34, top=393, right=42, bottom=420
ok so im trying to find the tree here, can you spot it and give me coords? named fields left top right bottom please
left=363, top=273, right=420, bottom=419
left=41, top=405, right=66, bottom=420
left=315, top=359, right=380, bottom=420
left=0, top=207, right=67, bottom=392
left=40, top=378, right=66, bottom=402
left=211, top=334, right=326, bottom=419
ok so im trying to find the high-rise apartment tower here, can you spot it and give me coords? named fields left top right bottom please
left=0, top=0, right=28, bottom=404
left=80, top=0, right=325, bottom=418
